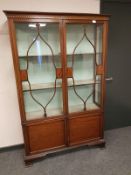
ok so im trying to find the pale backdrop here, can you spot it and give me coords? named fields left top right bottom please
left=0, top=0, right=100, bottom=148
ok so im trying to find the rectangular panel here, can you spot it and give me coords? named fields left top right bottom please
left=66, top=67, right=73, bottom=78
left=27, top=119, right=65, bottom=153
left=20, top=70, right=28, bottom=81
left=56, top=68, right=62, bottom=78
left=15, top=22, right=63, bottom=120
left=69, top=115, right=101, bottom=145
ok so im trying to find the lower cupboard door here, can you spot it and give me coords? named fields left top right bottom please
left=25, top=119, right=66, bottom=154
left=69, top=115, right=102, bottom=146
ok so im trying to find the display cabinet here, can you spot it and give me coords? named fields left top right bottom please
left=4, top=11, right=109, bottom=164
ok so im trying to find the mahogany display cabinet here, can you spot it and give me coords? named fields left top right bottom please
left=4, top=11, right=109, bottom=164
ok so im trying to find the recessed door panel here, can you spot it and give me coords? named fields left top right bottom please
left=69, top=114, right=101, bottom=145
left=27, top=119, right=66, bottom=153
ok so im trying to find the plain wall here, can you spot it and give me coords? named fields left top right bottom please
left=101, top=0, right=131, bottom=129
left=0, top=0, right=100, bottom=148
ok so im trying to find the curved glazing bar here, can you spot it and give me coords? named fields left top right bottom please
left=71, top=25, right=97, bottom=111
left=26, top=23, right=57, bottom=117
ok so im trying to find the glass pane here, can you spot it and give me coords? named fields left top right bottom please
left=96, top=25, right=103, bottom=65
left=68, top=84, right=99, bottom=113
left=66, top=23, right=102, bottom=113
left=23, top=87, right=63, bottom=120
left=95, top=75, right=102, bottom=106
left=15, top=23, right=63, bottom=120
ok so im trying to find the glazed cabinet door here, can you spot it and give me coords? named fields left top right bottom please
left=65, top=20, right=107, bottom=145
left=15, top=22, right=64, bottom=120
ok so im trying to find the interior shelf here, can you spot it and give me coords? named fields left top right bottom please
left=22, top=79, right=101, bottom=91
left=19, top=52, right=101, bottom=58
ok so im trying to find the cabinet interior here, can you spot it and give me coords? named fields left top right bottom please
left=14, top=22, right=103, bottom=120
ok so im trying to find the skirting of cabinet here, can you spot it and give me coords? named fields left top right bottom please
left=24, top=138, right=105, bottom=165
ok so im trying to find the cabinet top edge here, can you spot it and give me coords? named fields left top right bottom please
left=3, top=10, right=110, bottom=19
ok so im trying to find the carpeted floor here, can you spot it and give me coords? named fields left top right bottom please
left=0, top=126, right=131, bottom=175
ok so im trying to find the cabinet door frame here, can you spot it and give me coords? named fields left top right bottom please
left=62, top=19, right=108, bottom=116
left=8, top=18, right=68, bottom=122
